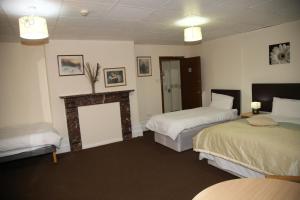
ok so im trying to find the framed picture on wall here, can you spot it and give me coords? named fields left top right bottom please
left=137, top=56, right=152, bottom=77
left=269, top=42, right=290, bottom=65
left=57, top=55, right=85, bottom=76
left=103, top=67, right=126, bottom=87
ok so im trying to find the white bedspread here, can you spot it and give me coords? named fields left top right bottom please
left=146, top=107, right=237, bottom=140
left=0, top=122, right=62, bottom=157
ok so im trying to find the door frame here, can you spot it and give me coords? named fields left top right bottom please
left=159, top=56, right=184, bottom=113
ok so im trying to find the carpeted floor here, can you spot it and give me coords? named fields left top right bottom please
left=0, top=132, right=236, bottom=200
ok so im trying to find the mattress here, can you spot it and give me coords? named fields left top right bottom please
left=200, top=152, right=264, bottom=178
left=154, top=121, right=226, bottom=152
left=193, top=116, right=300, bottom=176
left=0, top=122, right=62, bottom=157
left=0, top=145, right=56, bottom=163
left=146, top=107, right=238, bottom=140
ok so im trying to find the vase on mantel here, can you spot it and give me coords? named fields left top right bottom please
left=85, top=62, right=101, bottom=94
left=91, top=83, right=96, bottom=94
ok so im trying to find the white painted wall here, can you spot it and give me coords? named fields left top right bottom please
left=191, top=20, right=300, bottom=112
left=0, top=42, right=51, bottom=127
left=44, top=40, right=142, bottom=152
left=134, top=45, right=193, bottom=127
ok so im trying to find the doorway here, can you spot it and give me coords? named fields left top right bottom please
left=161, top=58, right=182, bottom=112
left=159, top=56, right=202, bottom=113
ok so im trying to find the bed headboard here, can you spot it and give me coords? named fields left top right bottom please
left=252, top=83, right=300, bottom=112
left=211, top=89, right=241, bottom=115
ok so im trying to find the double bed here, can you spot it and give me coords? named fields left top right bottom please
left=0, top=122, right=61, bottom=163
left=146, top=89, right=241, bottom=152
left=193, top=83, right=300, bottom=177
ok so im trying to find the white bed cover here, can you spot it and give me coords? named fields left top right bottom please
left=0, top=122, right=62, bottom=157
left=146, top=107, right=237, bottom=140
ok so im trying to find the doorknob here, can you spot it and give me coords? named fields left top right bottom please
left=168, top=88, right=171, bottom=93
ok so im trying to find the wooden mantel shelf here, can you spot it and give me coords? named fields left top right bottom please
left=60, top=89, right=134, bottom=152
left=60, top=90, right=134, bottom=99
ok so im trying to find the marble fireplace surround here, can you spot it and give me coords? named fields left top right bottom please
left=60, top=90, right=134, bottom=151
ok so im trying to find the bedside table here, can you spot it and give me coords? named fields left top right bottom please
left=241, top=112, right=254, bottom=118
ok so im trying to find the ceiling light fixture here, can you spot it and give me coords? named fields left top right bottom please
left=80, top=9, right=89, bottom=16
left=184, top=26, right=202, bottom=42
left=176, top=16, right=207, bottom=42
left=175, top=16, right=208, bottom=27
left=19, top=7, right=49, bottom=40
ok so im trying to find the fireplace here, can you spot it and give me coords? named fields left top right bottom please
left=60, top=90, right=134, bottom=151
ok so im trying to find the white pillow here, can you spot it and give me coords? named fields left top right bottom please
left=209, top=93, right=234, bottom=110
left=272, top=97, right=300, bottom=118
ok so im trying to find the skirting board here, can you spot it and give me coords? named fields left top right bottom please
left=57, top=138, right=124, bottom=154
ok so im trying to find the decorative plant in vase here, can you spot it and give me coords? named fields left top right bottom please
left=85, top=62, right=100, bottom=94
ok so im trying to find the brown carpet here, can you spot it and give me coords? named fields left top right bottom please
left=0, top=132, right=236, bottom=200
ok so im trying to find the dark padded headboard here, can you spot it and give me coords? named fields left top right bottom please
left=252, top=83, right=300, bottom=112
left=211, top=89, right=241, bottom=115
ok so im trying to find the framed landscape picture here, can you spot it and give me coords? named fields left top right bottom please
left=137, top=56, right=152, bottom=77
left=57, top=55, right=84, bottom=76
left=103, top=67, right=126, bottom=87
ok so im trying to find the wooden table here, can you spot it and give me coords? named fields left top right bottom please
left=192, top=178, right=300, bottom=200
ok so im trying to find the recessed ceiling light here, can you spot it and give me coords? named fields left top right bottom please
left=175, top=16, right=209, bottom=27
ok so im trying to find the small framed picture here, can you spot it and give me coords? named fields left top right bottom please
left=137, top=56, right=152, bottom=77
left=57, top=55, right=84, bottom=76
left=269, top=42, right=290, bottom=65
left=103, top=67, right=126, bottom=87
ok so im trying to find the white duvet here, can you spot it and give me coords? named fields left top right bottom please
left=146, top=107, right=237, bottom=140
left=0, top=122, right=62, bottom=157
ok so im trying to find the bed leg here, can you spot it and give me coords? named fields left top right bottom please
left=52, top=151, right=58, bottom=164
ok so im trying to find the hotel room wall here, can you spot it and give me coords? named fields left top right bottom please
left=191, top=20, right=300, bottom=112
left=134, top=45, right=193, bottom=128
left=44, top=40, right=142, bottom=152
left=0, top=42, right=51, bottom=127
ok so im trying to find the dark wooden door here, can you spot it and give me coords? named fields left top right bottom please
left=180, top=56, right=202, bottom=109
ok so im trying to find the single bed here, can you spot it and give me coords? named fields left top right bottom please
left=146, top=89, right=241, bottom=152
left=193, top=83, right=300, bottom=177
left=0, top=122, right=62, bottom=163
